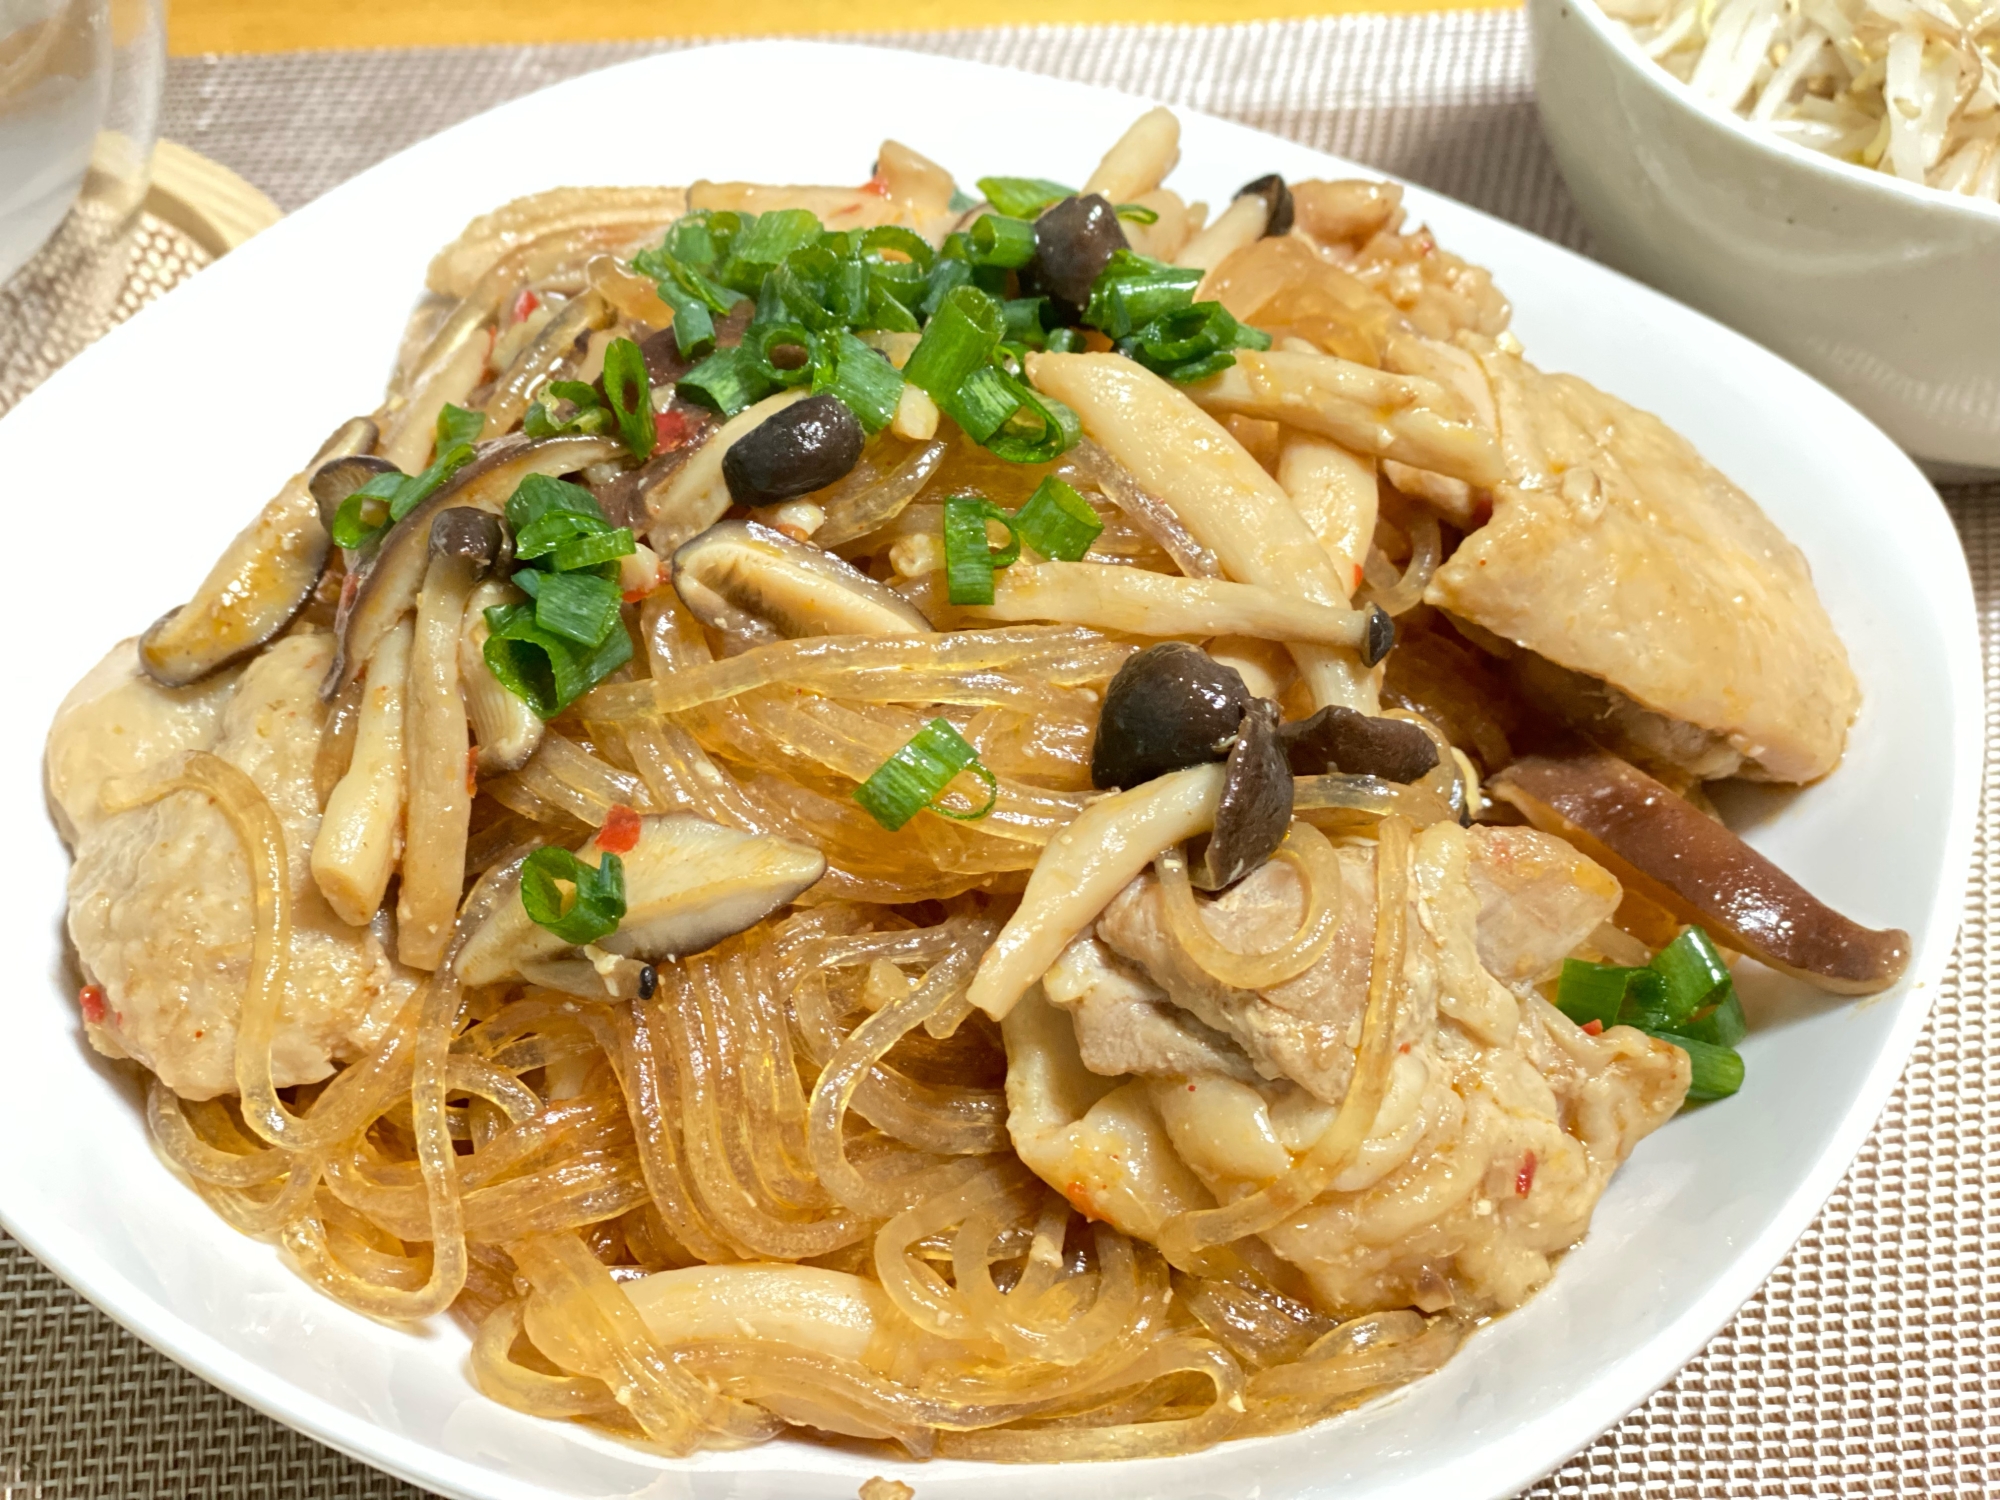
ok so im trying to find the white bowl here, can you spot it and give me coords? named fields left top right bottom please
left=0, top=40, right=1980, bottom=1500
left=1529, top=0, right=2000, bottom=473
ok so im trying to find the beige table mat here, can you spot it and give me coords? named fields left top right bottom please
left=4, top=10, right=1993, bottom=1496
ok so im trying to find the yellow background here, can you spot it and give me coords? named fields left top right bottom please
left=167, top=0, right=1506, bottom=55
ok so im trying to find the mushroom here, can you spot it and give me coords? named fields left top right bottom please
left=327, top=431, right=622, bottom=697
left=1025, top=353, right=1374, bottom=714
left=460, top=576, right=544, bottom=774
left=969, top=563, right=1394, bottom=654
left=138, top=417, right=376, bottom=687
left=456, top=813, right=828, bottom=987
left=968, top=763, right=1227, bottom=1022
left=1239, top=174, right=1296, bottom=237
left=1031, top=194, right=1130, bottom=310
left=672, top=519, right=933, bottom=639
left=311, top=618, right=412, bottom=927
left=721, top=393, right=865, bottom=506
left=397, top=508, right=507, bottom=970
left=1091, top=641, right=1251, bottom=791
left=1185, top=350, right=1506, bottom=490
left=1195, top=697, right=1292, bottom=890
left=1178, top=175, right=1297, bottom=274
left=309, top=454, right=402, bottom=536
left=645, top=388, right=810, bottom=556
left=1489, top=744, right=1911, bottom=995
left=1276, top=704, right=1438, bottom=784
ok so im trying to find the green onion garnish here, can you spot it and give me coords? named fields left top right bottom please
left=519, top=845, right=627, bottom=945
left=853, top=717, right=998, bottom=831
left=968, top=213, right=1038, bottom=269
left=976, top=176, right=1074, bottom=218
left=985, top=374, right=1081, bottom=466
left=483, top=602, right=633, bottom=718
left=815, top=332, right=904, bottom=434
left=436, top=402, right=484, bottom=450
left=1114, top=202, right=1161, bottom=224
left=600, top=337, right=656, bottom=460
left=506, top=473, right=600, bottom=534
left=678, top=344, right=768, bottom=417
left=1648, top=1032, right=1746, bottom=1103
left=1083, top=250, right=1204, bottom=339
left=1011, top=476, right=1103, bottom=561
left=1554, top=925, right=1746, bottom=1103
left=551, top=526, right=636, bottom=573
left=517, top=567, right=623, bottom=647
left=1044, top=327, right=1086, bottom=354
left=942, top=494, right=1020, bottom=606
left=904, top=284, right=1005, bottom=399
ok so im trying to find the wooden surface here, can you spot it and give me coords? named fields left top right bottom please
left=166, top=0, right=1508, bottom=55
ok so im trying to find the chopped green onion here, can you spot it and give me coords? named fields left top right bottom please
left=948, top=187, right=978, bottom=213
left=1555, top=925, right=1747, bottom=1106
left=1651, top=926, right=1733, bottom=1025
left=482, top=604, right=604, bottom=717
left=976, top=176, right=1073, bottom=218
left=523, top=399, right=612, bottom=440
left=920, top=256, right=974, bottom=320
left=1012, top=476, right=1103, bottom=561
left=743, top=321, right=817, bottom=389
left=1044, top=327, right=1086, bottom=354
left=968, top=213, right=1038, bottom=269
left=944, top=363, right=1026, bottom=443
left=513, top=508, right=608, bottom=562
left=1084, top=252, right=1204, bottom=338
left=860, top=224, right=934, bottom=272
left=984, top=374, right=1080, bottom=465
left=519, top=846, right=627, bottom=945
left=521, top=568, right=624, bottom=647
left=330, top=472, right=400, bottom=550
left=815, top=332, right=904, bottom=433
left=1680, top=987, right=1749, bottom=1049
left=1001, top=297, right=1050, bottom=347
left=1556, top=961, right=1645, bottom=1031
left=601, top=336, right=656, bottom=460
left=388, top=441, right=477, bottom=525
left=1114, top=202, right=1161, bottom=224
left=942, top=494, right=1020, bottom=605
left=436, top=402, right=484, bottom=450
left=862, top=281, right=921, bottom=334
left=552, top=526, right=636, bottom=573
left=1645, top=1030, right=1746, bottom=1102
left=904, top=284, right=1004, bottom=399
left=506, top=473, right=603, bottom=534
left=678, top=344, right=769, bottom=417
left=546, top=380, right=602, bottom=410
left=653, top=277, right=717, bottom=357
left=853, top=716, right=999, bottom=830
left=720, top=208, right=823, bottom=292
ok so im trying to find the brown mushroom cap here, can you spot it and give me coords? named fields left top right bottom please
left=1277, top=705, right=1439, bottom=784
left=1196, top=698, right=1293, bottom=890
left=1489, top=745, right=1910, bottom=995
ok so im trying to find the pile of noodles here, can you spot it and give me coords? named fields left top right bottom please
left=132, top=184, right=1505, bottom=1461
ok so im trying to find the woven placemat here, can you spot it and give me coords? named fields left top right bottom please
left=3, top=11, right=1992, bottom=1497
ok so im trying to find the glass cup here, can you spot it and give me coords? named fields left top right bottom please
left=0, top=0, right=164, bottom=406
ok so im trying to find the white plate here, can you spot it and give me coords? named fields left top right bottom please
left=0, top=40, right=1978, bottom=1500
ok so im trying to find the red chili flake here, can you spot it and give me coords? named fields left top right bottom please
left=338, top=568, right=361, bottom=612
left=511, top=287, right=541, bottom=324
left=1398, top=1041, right=1411, bottom=1053
left=1515, top=1151, right=1537, bottom=1198
left=465, top=747, right=479, bottom=799
left=654, top=407, right=694, bottom=452
left=78, top=985, right=107, bottom=1024
left=1581, top=1018, right=1605, bottom=1036
left=860, top=172, right=892, bottom=197
left=598, top=803, right=642, bottom=855
left=773, top=522, right=813, bottom=544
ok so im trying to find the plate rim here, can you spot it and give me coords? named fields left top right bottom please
left=0, top=36, right=1982, bottom=1500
